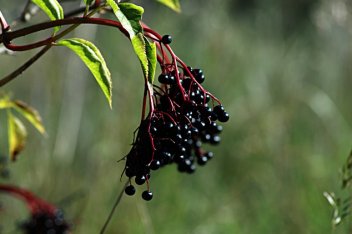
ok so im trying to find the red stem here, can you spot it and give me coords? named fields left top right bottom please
left=0, top=17, right=128, bottom=45
left=0, top=184, right=56, bottom=215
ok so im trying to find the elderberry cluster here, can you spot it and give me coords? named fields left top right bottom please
left=122, top=36, right=229, bottom=201
left=20, top=210, right=70, bottom=234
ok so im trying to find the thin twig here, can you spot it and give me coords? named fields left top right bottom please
left=0, top=7, right=104, bottom=87
left=0, top=45, right=50, bottom=87
left=100, top=180, right=129, bottom=234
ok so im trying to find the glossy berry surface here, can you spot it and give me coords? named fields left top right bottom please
left=142, top=191, right=153, bottom=201
left=161, top=35, right=172, bottom=44
left=125, top=185, right=136, bottom=196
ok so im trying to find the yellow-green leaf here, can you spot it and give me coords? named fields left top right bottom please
left=57, top=38, right=112, bottom=108
left=132, top=33, right=148, bottom=78
left=131, top=34, right=157, bottom=83
left=8, top=111, right=27, bottom=161
left=13, top=100, right=46, bottom=135
left=32, top=0, right=64, bottom=33
left=145, top=40, right=157, bottom=83
left=0, top=97, right=13, bottom=109
left=107, top=0, right=144, bottom=39
left=157, top=0, right=181, bottom=13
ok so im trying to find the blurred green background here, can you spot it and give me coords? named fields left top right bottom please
left=1, top=0, right=352, bottom=233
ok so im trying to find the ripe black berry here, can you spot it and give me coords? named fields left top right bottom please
left=135, top=175, right=146, bottom=185
left=142, top=191, right=153, bottom=201
left=150, top=160, right=161, bottom=170
left=192, top=69, right=205, bottom=83
left=217, top=111, right=230, bottom=122
left=210, top=135, right=221, bottom=145
left=205, top=151, right=214, bottom=160
left=197, top=156, right=208, bottom=166
left=125, top=185, right=136, bottom=196
left=213, top=104, right=224, bottom=114
left=161, top=35, right=172, bottom=44
left=158, top=74, right=169, bottom=84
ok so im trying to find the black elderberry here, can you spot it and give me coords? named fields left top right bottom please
left=173, top=154, right=185, bottom=163
left=205, top=94, right=211, bottom=103
left=174, top=134, right=183, bottom=143
left=161, top=35, right=172, bottom=44
left=182, top=78, right=192, bottom=90
left=201, top=133, right=211, bottom=142
left=187, top=164, right=196, bottom=174
left=197, top=156, right=208, bottom=166
left=192, top=69, right=205, bottom=84
left=158, top=74, right=169, bottom=84
left=210, top=111, right=218, bottom=121
left=125, top=167, right=134, bottom=178
left=209, top=122, right=223, bottom=134
left=205, top=151, right=214, bottom=160
left=150, top=160, right=161, bottom=170
left=217, top=111, right=230, bottom=122
left=142, top=191, right=153, bottom=201
left=125, top=185, right=136, bottom=196
left=168, top=75, right=176, bottom=84
left=135, top=175, right=146, bottom=185
left=213, top=105, right=225, bottom=115
left=210, top=135, right=221, bottom=145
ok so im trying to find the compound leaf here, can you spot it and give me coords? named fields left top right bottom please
left=32, top=0, right=64, bottom=33
left=157, top=0, right=181, bottom=13
left=57, top=38, right=112, bottom=108
left=8, top=111, right=27, bottom=161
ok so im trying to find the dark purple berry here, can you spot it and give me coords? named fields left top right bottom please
left=125, top=185, right=136, bottom=196
left=210, top=135, right=221, bottom=145
left=213, top=105, right=225, bottom=115
left=150, top=160, right=161, bottom=170
left=142, top=191, right=153, bottom=201
left=161, top=35, right=172, bottom=44
left=135, top=175, right=146, bottom=185
left=205, top=151, right=214, bottom=160
left=217, top=111, right=229, bottom=122
left=197, top=156, right=208, bottom=166
left=158, top=74, right=169, bottom=84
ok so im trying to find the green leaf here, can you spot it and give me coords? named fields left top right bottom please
left=157, top=0, right=181, bottom=13
left=107, top=1, right=156, bottom=82
left=32, top=0, right=64, bottom=33
left=145, top=40, right=157, bottom=83
left=12, top=100, right=46, bottom=135
left=107, top=0, right=144, bottom=38
left=0, top=97, right=13, bottom=109
left=131, top=34, right=157, bottom=83
left=57, top=38, right=112, bottom=108
left=8, top=111, right=27, bottom=161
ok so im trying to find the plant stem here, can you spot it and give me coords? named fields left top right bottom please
left=0, top=9, right=105, bottom=87
left=100, top=180, right=129, bottom=234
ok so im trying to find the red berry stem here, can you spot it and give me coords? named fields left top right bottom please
left=0, top=184, right=56, bottom=215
